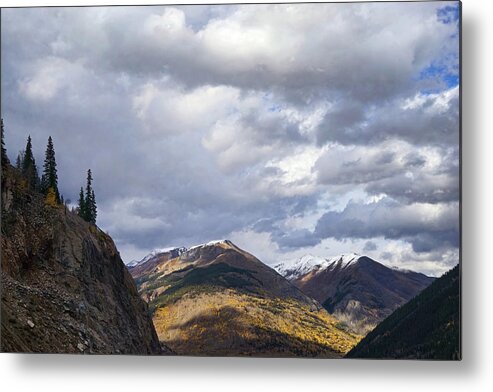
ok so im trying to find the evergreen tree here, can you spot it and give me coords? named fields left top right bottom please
left=84, top=169, right=97, bottom=224
left=40, top=174, right=47, bottom=193
left=77, top=170, right=97, bottom=224
left=85, top=169, right=93, bottom=223
left=22, top=135, right=39, bottom=190
left=90, top=189, right=97, bottom=224
left=77, top=187, right=86, bottom=220
left=15, top=152, right=23, bottom=170
left=1, top=119, right=9, bottom=168
left=42, top=136, right=60, bottom=202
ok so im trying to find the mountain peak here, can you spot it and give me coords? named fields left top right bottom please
left=128, top=240, right=238, bottom=268
left=276, top=251, right=434, bottom=334
left=127, top=246, right=186, bottom=267
left=130, top=236, right=359, bottom=357
left=188, top=239, right=233, bottom=251
left=274, top=252, right=363, bottom=280
left=327, top=252, right=361, bottom=268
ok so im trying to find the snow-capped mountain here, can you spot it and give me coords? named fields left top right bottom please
left=128, top=240, right=233, bottom=267
left=126, top=259, right=142, bottom=268
left=187, top=239, right=232, bottom=251
left=274, top=254, right=327, bottom=280
left=126, top=247, right=186, bottom=268
left=126, top=241, right=237, bottom=275
left=275, top=253, right=434, bottom=334
left=274, top=253, right=361, bottom=280
left=128, top=239, right=360, bottom=357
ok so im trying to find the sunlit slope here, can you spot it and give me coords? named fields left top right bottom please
left=132, top=240, right=360, bottom=357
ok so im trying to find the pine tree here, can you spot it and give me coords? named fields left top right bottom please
left=90, top=189, right=97, bottom=224
left=22, top=135, right=39, bottom=191
left=77, top=187, right=86, bottom=220
left=85, top=169, right=93, bottom=223
left=84, top=169, right=97, bottom=224
left=16, top=151, right=23, bottom=170
left=1, top=119, right=10, bottom=168
left=42, top=136, right=59, bottom=203
left=77, top=170, right=97, bottom=224
left=40, top=174, right=47, bottom=193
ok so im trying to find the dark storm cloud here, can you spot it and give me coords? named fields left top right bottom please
left=273, top=229, right=321, bottom=250
left=363, top=241, right=377, bottom=252
left=365, top=171, right=459, bottom=204
left=314, top=140, right=459, bottom=205
left=313, top=198, right=459, bottom=253
left=1, top=3, right=460, bottom=271
left=261, top=196, right=459, bottom=254
left=2, top=2, right=457, bottom=103
left=316, top=87, right=459, bottom=147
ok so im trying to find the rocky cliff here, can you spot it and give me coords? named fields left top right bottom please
left=1, top=165, right=162, bottom=354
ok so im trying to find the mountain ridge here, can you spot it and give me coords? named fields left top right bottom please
left=274, top=253, right=434, bottom=334
left=346, top=264, right=460, bottom=359
left=130, top=240, right=361, bottom=357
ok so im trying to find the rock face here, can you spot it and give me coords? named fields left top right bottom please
left=346, top=265, right=460, bottom=360
left=275, top=254, right=434, bottom=334
left=131, top=240, right=360, bottom=357
left=1, top=165, right=162, bottom=354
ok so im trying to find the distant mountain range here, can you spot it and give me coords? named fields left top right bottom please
left=274, top=253, right=434, bottom=334
left=347, top=264, right=460, bottom=359
left=129, top=240, right=360, bottom=357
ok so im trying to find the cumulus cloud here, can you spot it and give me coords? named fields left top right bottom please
left=314, top=198, right=459, bottom=252
left=316, top=85, right=459, bottom=146
left=133, top=81, right=240, bottom=136
left=315, top=140, right=459, bottom=204
left=3, top=3, right=457, bottom=99
left=1, top=2, right=460, bottom=275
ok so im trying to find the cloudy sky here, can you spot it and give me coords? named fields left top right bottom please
left=1, top=1, right=460, bottom=276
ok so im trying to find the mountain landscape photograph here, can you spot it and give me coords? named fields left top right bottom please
left=0, top=1, right=460, bottom=360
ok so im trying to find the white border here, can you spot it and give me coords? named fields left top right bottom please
left=1, top=0, right=492, bottom=391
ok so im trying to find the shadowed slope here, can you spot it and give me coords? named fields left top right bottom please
left=346, top=265, right=460, bottom=360
left=132, top=240, right=360, bottom=357
left=276, top=254, right=434, bottom=334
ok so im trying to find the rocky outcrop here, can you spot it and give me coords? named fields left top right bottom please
left=1, top=165, right=162, bottom=354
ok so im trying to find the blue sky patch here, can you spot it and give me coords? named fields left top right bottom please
left=437, top=3, right=460, bottom=25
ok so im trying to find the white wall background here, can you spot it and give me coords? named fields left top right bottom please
left=0, top=0, right=491, bottom=391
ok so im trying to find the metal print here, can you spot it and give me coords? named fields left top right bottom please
left=0, top=1, right=461, bottom=359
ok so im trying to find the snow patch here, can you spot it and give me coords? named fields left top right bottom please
left=275, top=252, right=362, bottom=279
left=127, top=247, right=185, bottom=266
left=274, top=254, right=327, bottom=279
left=130, top=240, right=234, bottom=266
left=187, top=239, right=230, bottom=251
left=326, top=253, right=361, bottom=269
